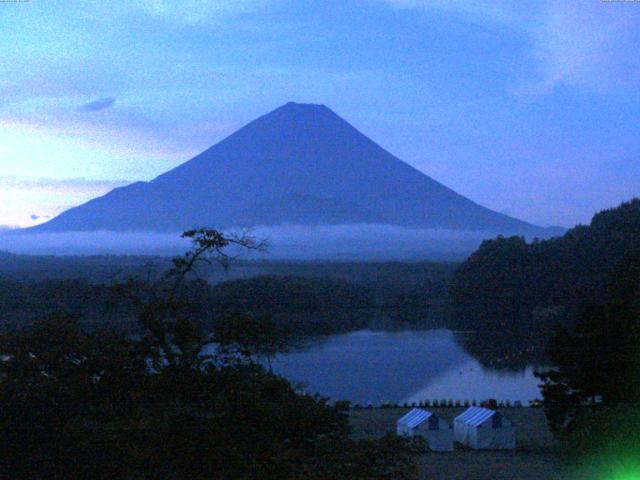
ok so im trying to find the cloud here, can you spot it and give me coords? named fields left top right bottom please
left=375, top=0, right=640, bottom=96
left=0, top=176, right=132, bottom=192
left=374, top=0, right=535, bottom=28
left=521, top=2, right=640, bottom=96
left=82, top=0, right=275, bottom=25
left=0, top=113, right=198, bottom=175
left=78, top=97, right=116, bottom=112
left=0, top=177, right=135, bottom=228
left=0, top=225, right=494, bottom=259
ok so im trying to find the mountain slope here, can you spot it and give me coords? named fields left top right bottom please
left=28, top=102, right=549, bottom=234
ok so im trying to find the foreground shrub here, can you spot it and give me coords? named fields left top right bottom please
left=0, top=316, right=417, bottom=480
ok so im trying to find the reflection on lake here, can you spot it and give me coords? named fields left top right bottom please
left=270, top=330, right=542, bottom=406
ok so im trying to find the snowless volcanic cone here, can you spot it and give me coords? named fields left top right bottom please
left=27, top=102, right=552, bottom=236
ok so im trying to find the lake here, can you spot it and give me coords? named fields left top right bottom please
left=269, top=330, right=542, bottom=406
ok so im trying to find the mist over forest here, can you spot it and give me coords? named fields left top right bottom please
left=0, top=224, right=508, bottom=260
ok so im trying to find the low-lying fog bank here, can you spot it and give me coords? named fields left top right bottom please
left=0, top=224, right=507, bottom=260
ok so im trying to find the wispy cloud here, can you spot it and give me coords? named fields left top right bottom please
left=0, top=226, right=490, bottom=259
left=0, top=176, right=135, bottom=228
left=375, top=0, right=640, bottom=96
left=30, top=214, right=51, bottom=221
left=78, top=97, right=116, bottom=112
left=376, top=0, right=531, bottom=27
left=82, top=0, right=275, bottom=25
left=518, top=1, right=640, bottom=96
left=0, top=176, right=132, bottom=192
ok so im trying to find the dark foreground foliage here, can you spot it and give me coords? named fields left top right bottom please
left=0, top=229, right=417, bottom=480
left=537, top=257, right=640, bottom=433
left=536, top=256, right=640, bottom=477
left=0, top=317, right=416, bottom=479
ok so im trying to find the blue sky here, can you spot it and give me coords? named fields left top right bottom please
left=1, top=0, right=639, bottom=228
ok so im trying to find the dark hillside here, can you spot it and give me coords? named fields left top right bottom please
left=450, top=199, right=640, bottom=339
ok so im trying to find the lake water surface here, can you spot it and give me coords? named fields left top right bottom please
left=270, top=330, right=542, bottom=406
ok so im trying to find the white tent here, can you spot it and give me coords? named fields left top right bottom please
left=454, top=407, right=516, bottom=450
left=396, top=408, right=454, bottom=452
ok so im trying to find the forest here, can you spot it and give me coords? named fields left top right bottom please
left=448, top=199, right=640, bottom=367
left=0, top=253, right=456, bottom=336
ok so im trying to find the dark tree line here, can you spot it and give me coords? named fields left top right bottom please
left=0, top=272, right=446, bottom=336
left=449, top=199, right=640, bottom=367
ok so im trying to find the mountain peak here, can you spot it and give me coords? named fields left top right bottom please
left=266, top=101, right=337, bottom=121
left=27, top=104, right=547, bottom=237
left=281, top=101, right=329, bottom=110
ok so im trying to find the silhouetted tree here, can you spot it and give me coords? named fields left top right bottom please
left=113, top=228, right=266, bottom=369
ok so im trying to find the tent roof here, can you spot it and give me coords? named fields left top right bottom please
left=397, top=408, right=433, bottom=428
left=455, top=407, right=498, bottom=427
